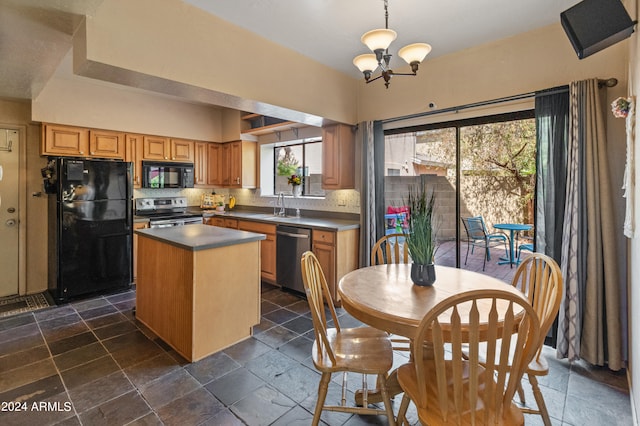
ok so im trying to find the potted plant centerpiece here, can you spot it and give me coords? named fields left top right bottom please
left=405, top=184, right=438, bottom=286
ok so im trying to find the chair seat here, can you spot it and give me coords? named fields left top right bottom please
left=398, top=360, right=525, bottom=425
left=311, top=327, right=393, bottom=374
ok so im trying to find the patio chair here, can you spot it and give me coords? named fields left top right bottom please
left=300, top=251, right=397, bottom=426
left=461, top=216, right=509, bottom=271
left=396, top=288, right=540, bottom=425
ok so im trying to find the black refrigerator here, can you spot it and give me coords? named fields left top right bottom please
left=47, top=158, right=133, bottom=303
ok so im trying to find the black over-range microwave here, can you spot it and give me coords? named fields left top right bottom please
left=142, top=161, right=194, bottom=189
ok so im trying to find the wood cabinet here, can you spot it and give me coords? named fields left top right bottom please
left=125, top=134, right=144, bottom=188
left=42, top=124, right=125, bottom=160
left=203, top=216, right=238, bottom=229
left=133, top=221, right=149, bottom=283
left=238, top=220, right=276, bottom=283
left=206, top=141, right=256, bottom=188
left=312, top=228, right=359, bottom=303
left=89, top=129, right=126, bottom=159
left=322, top=124, right=355, bottom=189
left=170, top=138, right=195, bottom=162
left=42, top=124, right=89, bottom=157
left=228, top=140, right=257, bottom=188
left=194, top=142, right=208, bottom=186
left=142, top=135, right=169, bottom=160
left=142, top=136, right=194, bottom=162
left=207, top=143, right=224, bottom=186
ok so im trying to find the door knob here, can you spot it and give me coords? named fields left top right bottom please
left=5, top=218, right=17, bottom=227
left=7, top=207, right=15, bottom=213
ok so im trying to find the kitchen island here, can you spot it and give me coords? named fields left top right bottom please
left=135, top=224, right=265, bottom=362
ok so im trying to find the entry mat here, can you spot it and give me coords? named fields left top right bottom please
left=0, top=293, right=50, bottom=318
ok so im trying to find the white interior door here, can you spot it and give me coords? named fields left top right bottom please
left=0, top=129, right=19, bottom=297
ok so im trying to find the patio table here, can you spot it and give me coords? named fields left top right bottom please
left=493, top=223, right=533, bottom=266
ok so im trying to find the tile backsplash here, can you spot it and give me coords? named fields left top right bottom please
left=133, top=187, right=361, bottom=215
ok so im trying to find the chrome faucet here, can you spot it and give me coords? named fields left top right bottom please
left=277, top=192, right=286, bottom=216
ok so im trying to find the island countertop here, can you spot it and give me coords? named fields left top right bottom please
left=135, top=224, right=266, bottom=251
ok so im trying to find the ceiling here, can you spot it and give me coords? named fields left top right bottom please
left=0, top=0, right=580, bottom=102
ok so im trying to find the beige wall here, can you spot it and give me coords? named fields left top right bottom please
left=628, top=0, right=639, bottom=422
left=74, top=0, right=356, bottom=126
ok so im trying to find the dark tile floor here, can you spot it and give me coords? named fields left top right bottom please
left=0, top=284, right=632, bottom=425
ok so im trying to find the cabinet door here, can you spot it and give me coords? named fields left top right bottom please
left=170, top=139, right=194, bottom=162
left=207, top=143, right=223, bottom=186
left=228, top=141, right=242, bottom=187
left=238, top=220, right=276, bottom=283
left=322, top=124, right=355, bottom=189
left=133, top=222, right=149, bottom=283
left=194, top=142, right=208, bottom=186
left=89, top=130, right=125, bottom=159
left=125, top=134, right=143, bottom=188
left=313, top=242, right=337, bottom=301
left=143, top=136, right=170, bottom=160
left=221, top=143, right=231, bottom=186
left=42, top=124, right=89, bottom=157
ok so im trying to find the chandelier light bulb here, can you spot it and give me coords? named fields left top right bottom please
left=361, top=28, right=397, bottom=52
left=398, top=43, right=432, bottom=66
left=353, top=54, right=380, bottom=73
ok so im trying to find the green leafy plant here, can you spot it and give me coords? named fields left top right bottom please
left=405, top=184, right=438, bottom=265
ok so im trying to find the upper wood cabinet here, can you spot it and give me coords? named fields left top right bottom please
left=89, top=129, right=126, bottom=159
left=194, top=142, right=208, bottom=186
left=228, top=140, right=257, bottom=188
left=207, top=143, right=224, bottom=186
left=141, top=136, right=194, bottom=162
left=125, top=134, right=144, bottom=188
left=206, top=141, right=256, bottom=188
left=42, top=124, right=125, bottom=160
left=170, top=138, right=195, bottom=162
left=42, top=124, right=89, bottom=157
left=322, top=124, right=355, bottom=190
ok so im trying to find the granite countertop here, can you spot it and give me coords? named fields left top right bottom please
left=195, top=209, right=360, bottom=232
left=135, top=224, right=266, bottom=251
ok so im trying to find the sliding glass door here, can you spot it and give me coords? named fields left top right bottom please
left=383, top=111, right=536, bottom=279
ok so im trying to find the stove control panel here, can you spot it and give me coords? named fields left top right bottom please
left=135, top=197, right=188, bottom=214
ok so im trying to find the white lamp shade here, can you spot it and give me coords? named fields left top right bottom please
left=361, top=28, right=397, bottom=51
left=398, top=43, right=432, bottom=64
left=353, top=54, right=379, bottom=73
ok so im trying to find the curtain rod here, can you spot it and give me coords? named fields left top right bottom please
left=381, top=78, right=618, bottom=125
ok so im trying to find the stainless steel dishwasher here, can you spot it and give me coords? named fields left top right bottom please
left=276, top=225, right=311, bottom=293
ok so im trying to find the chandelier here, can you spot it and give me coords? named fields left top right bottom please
left=353, top=0, right=431, bottom=88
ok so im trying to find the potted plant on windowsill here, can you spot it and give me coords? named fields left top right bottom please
left=405, top=184, right=438, bottom=286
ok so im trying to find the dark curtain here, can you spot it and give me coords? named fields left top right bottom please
left=534, top=87, right=570, bottom=265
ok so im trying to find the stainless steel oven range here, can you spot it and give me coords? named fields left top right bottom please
left=135, top=196, right=202, bottom=228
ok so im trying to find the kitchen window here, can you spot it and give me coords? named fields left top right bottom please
left=272, top=139, right=324, bottom=197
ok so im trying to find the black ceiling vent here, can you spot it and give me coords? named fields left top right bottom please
left=561, top=0, right=636, bottom=59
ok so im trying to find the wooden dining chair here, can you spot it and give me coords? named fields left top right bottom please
left=510, top=253, right=563, bottom=426
left=396, top=289, right=540, bottom=426
left=300, top=251, right=397, bottom=426
left=371, top=233, right=412, bottom=352
left=371, top=233, right=411, bottom=265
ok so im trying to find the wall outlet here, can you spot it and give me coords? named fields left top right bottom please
left=338, top=198, right=346, bottom=206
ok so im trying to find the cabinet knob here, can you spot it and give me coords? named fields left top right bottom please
left=79, top=151, right=84, bottom=155
left=236, top=177, right=240, bottom=184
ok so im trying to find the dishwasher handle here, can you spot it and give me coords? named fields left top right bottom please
left=277, top=231, right=310, bottom=239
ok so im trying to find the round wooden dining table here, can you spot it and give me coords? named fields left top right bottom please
left=338, top=263, right=525, bottom=339
left=338, top=263, right=526, bottom=403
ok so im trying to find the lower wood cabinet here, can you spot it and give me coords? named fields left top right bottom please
left=312, top=228, right=359, bottom=304
left=133, top=221, right=149, bottom=283
left=237, top=220, right=276, bottom=283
